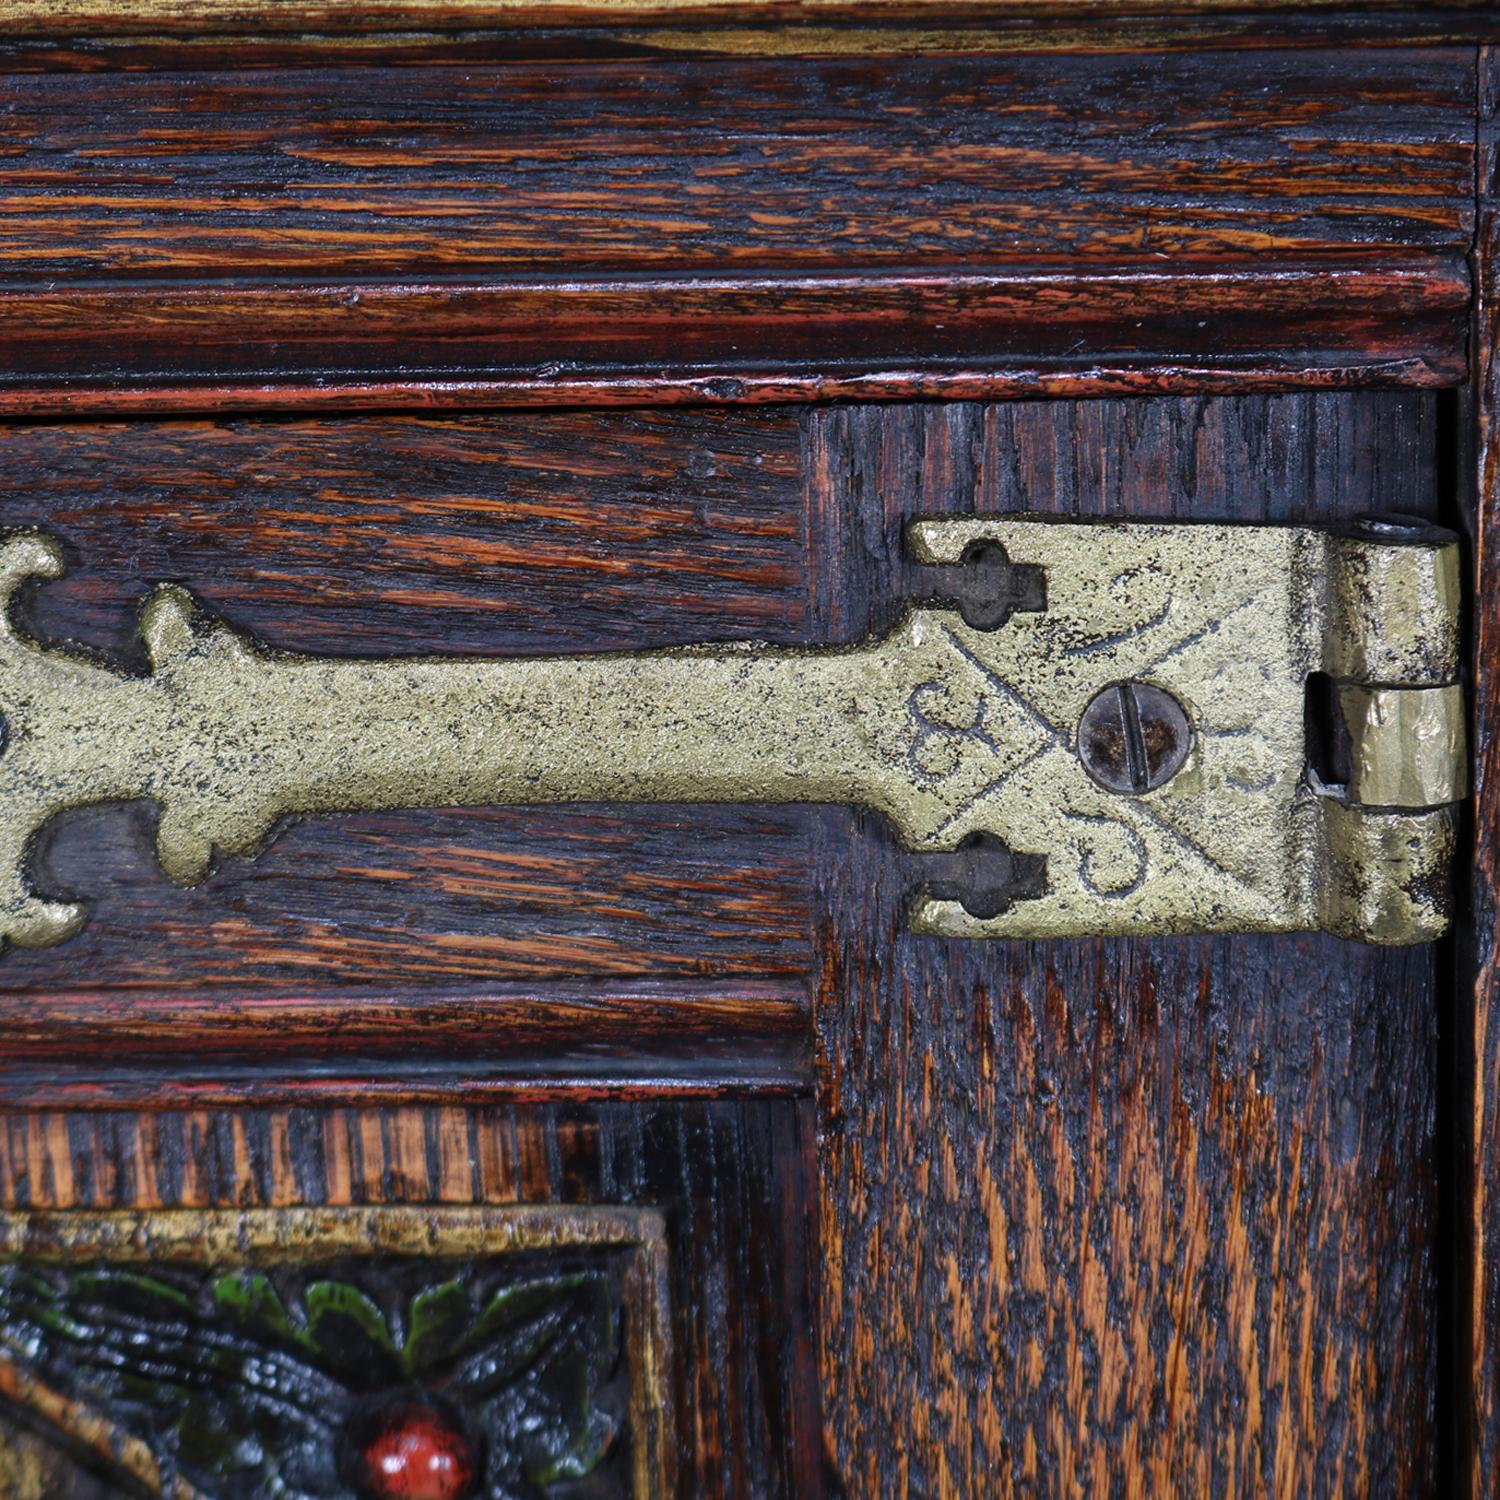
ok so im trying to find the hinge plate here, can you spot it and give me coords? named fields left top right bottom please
left=904, top=516, right=1463, bottom=944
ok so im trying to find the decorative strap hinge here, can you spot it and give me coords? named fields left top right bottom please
left=0, top=515, right=1466, bottom=955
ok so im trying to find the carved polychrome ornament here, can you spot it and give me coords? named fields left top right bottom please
left=353, top=1399, right=477, bottom=1500
left=0, top=1207, right=672, bottom=1499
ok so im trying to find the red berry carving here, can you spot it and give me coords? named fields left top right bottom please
left=357, top=1402, right=476, bottom=1500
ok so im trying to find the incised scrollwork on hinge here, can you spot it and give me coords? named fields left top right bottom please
left=0, top=515, right=1465, bottom=951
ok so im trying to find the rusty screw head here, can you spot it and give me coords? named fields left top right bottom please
left=1077, top=681, right=1192, bottom=794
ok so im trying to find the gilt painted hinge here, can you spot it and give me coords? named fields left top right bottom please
left=0, top=515, right=1465, bottom=952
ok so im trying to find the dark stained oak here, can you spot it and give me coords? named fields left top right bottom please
left=1465, top=43, right=1500, bottom=1500
left=1, top=49, right=1469, bottom=274
left=0, top=48, right=1476, bottom=413
left=0, top=17, right=1483, bottom=1490
left=1, top=3, right=1499, bottom=68
left=0, top=390, right=1462, bottom=1492
left=0, top=0, right=1496, bottom=36
left=806, top=396, right=1444, bottom=1498
left=0, top=979, right=812, bottom=1106
left=0, top=410, right=817, bottom=1093
left=1, top=410, right=809, bottom=659
left=0, top=261, right=1470, bottom=417
left=0, top=397, right=1455, bottom=1497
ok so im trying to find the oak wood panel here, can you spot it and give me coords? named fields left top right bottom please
left=0, top=982, right=809, bottom=1107
left=0, top=22, right=1476, bottom=1497
left=0, top=410, right=817, bottom=1089
left=1466, top=43, right=1499, bottom=1500
left=808, top=395, right=1444, bottom=1498
left=0, top=50, right=1472, bottom=282
left=3, top=411, right=807, bottom=658
left=0, top=0, right=1495, bottom=38
left=19, top=803, right=807, bottom=995
left=0, top=1099, right=826, bottom=1499
left=3, top=12, right=1500, bottom=74
left=0, top=261, right=1470, bottom=417
left=0, top=47, right=1472, bottom=414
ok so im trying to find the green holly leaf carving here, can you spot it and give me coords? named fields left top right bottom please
left=0, top=1255, right=628, bottom=1498
left=402, top=1279, right=470, bottom=1378
left=455, top=1274, right=589, bottom=1392
left=72, top=1269, right=197, bottom=1321
left=526, top=1408, right=616, bottom=1487
left=303, top=1281, right=399, bottom=1387
left=213, top=1270, right=317, bottom=1358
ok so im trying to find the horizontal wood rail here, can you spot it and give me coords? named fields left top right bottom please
left=0, top=260, right=1468, bottom=415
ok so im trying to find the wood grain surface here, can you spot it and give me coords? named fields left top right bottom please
left=0, top=48, right=1475, bottom=414
left=1466, top=43, right=1499, bottom=1500
left=3, top=50, right=1469, bottom=274
left=0, top=1099, right=826, bottom=1499
left=0, top=0, right=1495, bottom=37
left=3, top=10, right=1498, bottom=73
left=0, top=262, right=1470, bottom=417
left=0, top=17, right=1481, bottom=1494
left=807, top=395, right=1445, bottom=1499
left=0, top=393, right=1457, bottom=1495
left=0, top=410, right=818, bottom=1096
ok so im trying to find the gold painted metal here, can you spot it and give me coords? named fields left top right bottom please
left=0, top=518, right=1463, bottom=952
left=902, top=518, right=1463, bottom=943
left=0, top=1205, right=674, bottom=1500
left=1338, top=683, right=1467, bottom=810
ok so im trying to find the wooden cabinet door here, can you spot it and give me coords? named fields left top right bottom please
left=0, top=12, right=1492, bottom=1499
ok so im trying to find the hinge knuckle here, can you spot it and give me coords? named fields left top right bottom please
left=1337, top=684, right=1467, bottom=810
left=1314, top=525, right=1465, bottom=944
left=1323, top=528, right=1461, bottom=686
left=1317, top=803, right=1458, bottom=947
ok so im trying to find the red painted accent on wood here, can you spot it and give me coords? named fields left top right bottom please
left=0, top=1100, right=827, bottom=1497
left=358, top=1406, right=476, bottom=1500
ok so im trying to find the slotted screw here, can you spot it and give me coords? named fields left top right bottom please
left=1077, top=681, right=1192, bottom=794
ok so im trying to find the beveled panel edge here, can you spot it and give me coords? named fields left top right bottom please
left=0, top=980, right=814, bottom=1109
